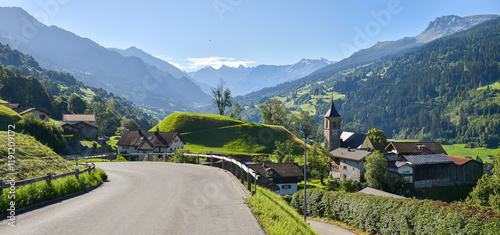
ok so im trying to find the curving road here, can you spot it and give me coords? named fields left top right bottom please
left=0, top=162, right=265, bottom=235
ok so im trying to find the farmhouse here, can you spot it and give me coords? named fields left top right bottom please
left=58, top=114, right=99, bottom=141
left=1, top=103, right=51, bottom=121
left=117, top=130, right=185, bottom=156
left=329, top=147, right=373, bottom=181
left=383, top=142, right=483, bottom=187
left=246, top=163, right=303, bottom=195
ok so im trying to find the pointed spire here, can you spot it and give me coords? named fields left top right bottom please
left=324, top=97, right=340, bottom=117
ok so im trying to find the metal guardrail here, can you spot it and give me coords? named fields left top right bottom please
left=0, top=164, right=96, bottom=193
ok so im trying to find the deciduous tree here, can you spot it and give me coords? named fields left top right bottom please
left=364, top=151, right=388, bottom=190
left=212, top=79, right=232, bottom=116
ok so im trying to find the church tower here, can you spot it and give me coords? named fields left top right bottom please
left=324, top=99, right=341, bottom=151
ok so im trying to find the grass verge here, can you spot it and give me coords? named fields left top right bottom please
left=0, top=168, right=107, bottom=214
left=442, top=144, right=497, bottom=163
left=246, top=185, right=318, bottom=235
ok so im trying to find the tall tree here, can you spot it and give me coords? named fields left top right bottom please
left=307, top=143, right=331, bottom=185
left=273, top=140, right=294, bottom=163
left=295, top=111, right=317, bottom=140
left=367, top=128, right=389, bottom=152
left=364, top=151, right=388, bottom=190
left=68, top=94, right=87, bottom=114
left=212, top=79, right=232, bottom=116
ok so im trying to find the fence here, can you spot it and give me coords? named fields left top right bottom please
left=64, top=152, right=262, bottom=195
left=0, top=163, right=96, bottom=194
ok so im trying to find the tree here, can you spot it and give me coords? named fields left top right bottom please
left=467, top=149, right=500, bottom=210
left=121, top=119, right=140, bottom=131
left=295, top=111, right=317, bottom=140
left=307, top=143, right=331, bottom=185
left=364, top=151, right=388, bottom=190
left=259, top=98, right=296, bottom=130
left=212, top=79, right=232, bottom=115
left=273, top=140, right=294, bottom=163
left=68, top=94, right=87, bottom=114
left=227, top=102, right=242, bottom=120
left=367, top=128, right=389, bottom=152
left=97, top=108, right=121, bottom=136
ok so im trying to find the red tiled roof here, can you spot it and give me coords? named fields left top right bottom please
left=448, top=155, right=472, bottom=166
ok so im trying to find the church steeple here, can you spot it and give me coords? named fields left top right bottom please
left=324, top=98, right=341, bottom=151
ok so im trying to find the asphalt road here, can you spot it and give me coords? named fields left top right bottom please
left=0, top=162, right=265, bottom=235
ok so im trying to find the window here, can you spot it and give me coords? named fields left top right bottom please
left=148, top=136, right=152, bottom=140
left=140, top=136, right=144, bottom=140
left=281, top=185, right=291, bottom=189
left=343, top=166, right=347, bottom=170
left=268, top=170, right=274, bottom=175
left=403, top=170, right=409, bottom=173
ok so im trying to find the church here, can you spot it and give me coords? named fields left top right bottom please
left=324, top=99, right=374, bottom=181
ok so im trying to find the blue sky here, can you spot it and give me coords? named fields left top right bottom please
left=0, top=0, right=499, bottom=71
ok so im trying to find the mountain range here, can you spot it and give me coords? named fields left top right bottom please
left=188, top=58, right=333, bottom=96
left=0, top=7, right=209, bottom=110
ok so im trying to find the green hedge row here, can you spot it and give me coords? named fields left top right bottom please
left=1, top=168, right=107, bottom=214
left=291, top=189, right=500, bottom=234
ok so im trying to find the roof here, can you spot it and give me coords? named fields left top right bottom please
left=59, top=121, right=100, bottom=129
left=13, top=107, right=51, bottom=116
left=341, top=131, right=367, bottom=149
left=0, top=103, right=20, bottom=109
left=384, top=153, right=399, bottom=162
left=403, top=153, right=453, bottom=166
left=359, top=187, right=405, bottom=199
left=448, top=155, right=477, bottom=166
left=116, top=130, right=185, bottom=150
left=385, top=141, right=447, bottom=156
left=330, top=147, right=373, bottom=162
left=246, top=163, right=303, bottom=178
left=63, top=114, right=96, bottom=122
left=324, top=99, right=340, bottom=117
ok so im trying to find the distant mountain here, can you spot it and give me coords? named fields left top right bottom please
left=313, top=14, right=497, bottom=76
left=238, top=14, right=498, bottom=107
left=0, top=7, right=210, bottom=109
left=108, top=46, right=189, bottom=79
left=190, top=58, right=333, bottom=96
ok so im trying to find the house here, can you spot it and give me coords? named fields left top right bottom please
left=246, top=163, right=303, bottom=195
left=448, top=156, right=484, bottom=184
left=14, top=107, right=51, bottom=121
left=116, top=130, right=185, bottom=159
left=1, top=103, right=51, bottom=121
left=340, top=131, right=374, bottom=149
left=57, top=121, right=100, bottom=141
left=329, top=147, right=373, bottom=181
left=385, top=141, right=447, bottom=156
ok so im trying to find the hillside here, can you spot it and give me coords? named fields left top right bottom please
left=0, top=131, right=75, bottom=181
left=0, top=105, right=22, bottom=130
left=236, top=15, right=497, bottom=113
left=151, top=113, right=305, bottom=157
left=329, top=17, right=500, bottom=147
left=0, top=7, right=209, bottom=109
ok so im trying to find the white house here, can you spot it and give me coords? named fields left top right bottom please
left=330, top=147, right=373, bottom=181
left=116, top=130, right=185, bottom=157
left=246, top=163, right=304, bottom=195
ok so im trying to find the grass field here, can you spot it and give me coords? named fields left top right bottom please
left=477, top=80, right=500, bottom=90
left=0, top=131, right=76, bottom=181
left=151, top=113, right=305, bottom=157
left=442, top=144, right=498, bottom=163
left=246, top=186, right=318, bottom=235
left=0, top=105, right=22, bottom=130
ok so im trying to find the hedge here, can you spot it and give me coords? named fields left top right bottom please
left=290, top=189, right=500, bottom=234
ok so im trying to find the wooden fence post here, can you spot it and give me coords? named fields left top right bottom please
left=210, top=153, right=213, bottom=166
left=197, top=154, right=200, bottom=165
left=75, top=169, right=80, bottom=179
left=240, top=166, right=244, bottom=184
left=88, top=165, right=92, bottom=174
left=254, top=175, right=257, bottom=196
left=0, top=180, right=3, bottom=195
left=47, top=173, right=52, bottom=183
left=76, top=156, right=79, bottom=167
left=222, top=158, right=225, bottom=170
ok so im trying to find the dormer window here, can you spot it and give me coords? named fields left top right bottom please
left=140, top=136, right=144, bottom=140
left=267, top=170, right=274, bottom=175
left=148, top=136, right=153, bottom=140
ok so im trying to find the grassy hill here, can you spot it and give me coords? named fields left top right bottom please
left=151, top=113, right=304, bottom=157
left=0, top=105, right=22, bottom=130
left=0, top=131, right=75, bottom=181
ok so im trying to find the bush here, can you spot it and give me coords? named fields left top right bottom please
left=290, top=189, right=500, bottom=234
left=0, top=168, right=107, bottom=213
left=18, top=114, right=67, bottom=153
left=63, top=134, right=79, bottom=141
left=113, top=156, right=128, bottom=162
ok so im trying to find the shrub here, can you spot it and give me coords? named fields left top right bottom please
left=18, top=114, right=67, bottom=153
left=0, top=168, right=107, bottom=213
left=290, top=189, right=500, bottom=234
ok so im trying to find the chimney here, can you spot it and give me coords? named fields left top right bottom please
left=155, top=129, right=159, bottom=136
left=138, top=129, right=143, bottom=136
left=347, top=147, right=351, bottom=152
